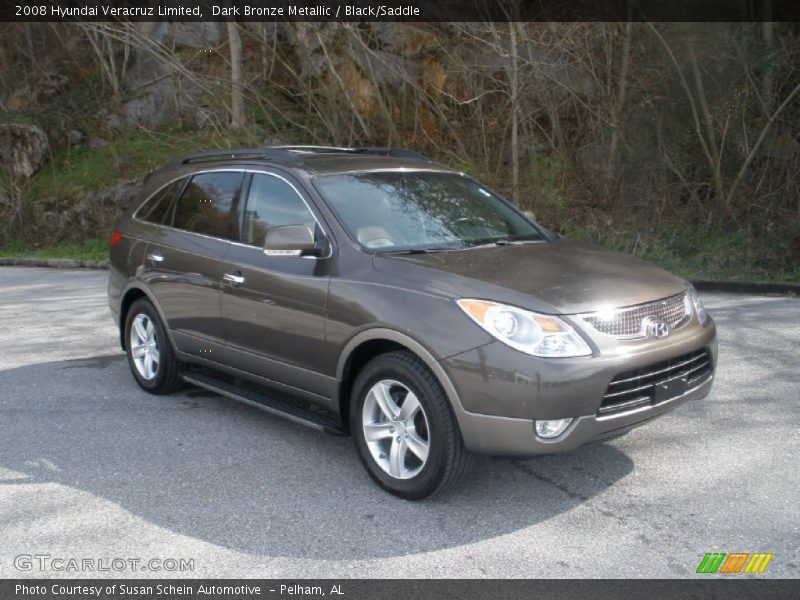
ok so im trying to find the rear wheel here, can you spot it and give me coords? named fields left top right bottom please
left=351, top=351, right=472, bottom=499
left=124, top=298, right=183, bottom=394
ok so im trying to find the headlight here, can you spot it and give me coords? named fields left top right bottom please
left=685, top=282, right=708, bottom=324
left=457, top=299, right=592, bottom=357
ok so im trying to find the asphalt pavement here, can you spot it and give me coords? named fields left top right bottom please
left=0, top=267, right=797, bottom=578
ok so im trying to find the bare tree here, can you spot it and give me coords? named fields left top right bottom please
left=77, top=23, right=128, bottom=100
left=762, top=0, right=774, bottom=113
left=227, top=22, right=246, bottom=130
left=509, top=22, right=522, bottom=205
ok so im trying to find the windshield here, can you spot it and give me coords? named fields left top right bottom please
left=313, top=171, right=544, bottom=253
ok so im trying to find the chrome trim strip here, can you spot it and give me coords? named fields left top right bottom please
left=597, top=396, right=651, bottom=413
left=602, top=361, right=710, bottom=403
left=596, top=374, right=714, bottom=421
left=311, top=166, right=455, bottom=177
left=608, top=353, right=707, bottom=386
left=685, top=361, right=711, bottom=378
left=604, top=383, right=655, bottom=398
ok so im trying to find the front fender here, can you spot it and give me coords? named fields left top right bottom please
left=334, top=326, right=487, bottom=445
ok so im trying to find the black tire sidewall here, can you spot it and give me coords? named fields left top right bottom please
left=351, top=354, right=452, bottom=499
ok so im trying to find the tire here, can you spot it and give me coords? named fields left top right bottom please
left=350, top=351, right=472, bottom=500
left=124, top=298, right=183, bottom=395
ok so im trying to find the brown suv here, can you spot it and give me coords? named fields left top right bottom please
left=108, top=146, right=717, bottom=499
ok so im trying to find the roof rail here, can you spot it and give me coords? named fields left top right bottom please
left=167, top=147, right=304, bottom=167
left=274, top=145, right=431, bottom=162
left=354, top=147, right=429, bottom=161
left=271, top=145, right=353, bottom=154
left=162, top=145, right=431, bottom=170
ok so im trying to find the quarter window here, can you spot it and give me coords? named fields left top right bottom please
left=242, top=174, right=317, bottom=246
left=137, top=179, right=182, bottom=225
left=173, top=172, right=243, bottom=240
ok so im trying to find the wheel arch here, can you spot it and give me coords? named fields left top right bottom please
left=118, top=284, right=177, bottom=353
left=335, top=329, right=467, bottom=434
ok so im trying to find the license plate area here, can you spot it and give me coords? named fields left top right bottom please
left=655, top=374, right=689, bottom=403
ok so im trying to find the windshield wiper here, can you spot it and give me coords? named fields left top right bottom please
left=466, top=238, right=541, bottom=249
left=383, top=246, right=455, bottom=255
left=465, top=239, right=511, bottom=249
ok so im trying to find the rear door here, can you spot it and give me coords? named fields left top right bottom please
left=144, top=170, right=244, bottom=361
left=220, top=171, right=335, bottom=404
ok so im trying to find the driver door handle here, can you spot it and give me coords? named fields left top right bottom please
left=223, top=271, right=245, bottom=287
left=147, top=253, right=164, bottom=263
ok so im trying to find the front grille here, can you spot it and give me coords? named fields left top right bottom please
left=583, top=293, right=691, bottom=339
left=599, top=349, right=713, bottom=415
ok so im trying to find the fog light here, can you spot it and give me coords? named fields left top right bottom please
left=535, top=418, right=573, bottom=439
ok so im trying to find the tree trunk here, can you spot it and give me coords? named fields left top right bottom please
left=227, top=21, right=246, bottom=130
left=762, top=3, right=774, bottom=114
left=509, top=22, right=521, bottom=206
left=606, top=20, right=632, bottom=183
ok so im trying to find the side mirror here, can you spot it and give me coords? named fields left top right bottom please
left=263, top=225, right=325, bottom=257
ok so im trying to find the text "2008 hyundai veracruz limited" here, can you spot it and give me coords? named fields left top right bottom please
left=108, top=146, right=717, bottom=499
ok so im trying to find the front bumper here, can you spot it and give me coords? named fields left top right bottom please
left=452, top=372, right=713, bottom=455
left=442, top=319, right=717, bottom=456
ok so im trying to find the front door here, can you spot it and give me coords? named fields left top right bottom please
left=221, top=171, right=335, bottom=404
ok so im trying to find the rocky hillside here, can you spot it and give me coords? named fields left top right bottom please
left=1, top=21, right=798, bottom=282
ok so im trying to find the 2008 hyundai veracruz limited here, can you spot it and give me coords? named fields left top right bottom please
left=108, top=146, right=717, bottom=499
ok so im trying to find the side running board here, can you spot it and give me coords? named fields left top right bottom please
left=182, top=372, right=347, bottom=436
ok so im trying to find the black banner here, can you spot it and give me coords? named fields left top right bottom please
left=2, top=580, right=798, bottom=600
left=2, top=0, right=800, bottom=23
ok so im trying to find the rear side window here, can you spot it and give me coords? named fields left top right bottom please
left=137, top=179, right=182, bottom=224
left=242, top=173, right=317, bottom=246
left=173, top=172, right=243, bottom=240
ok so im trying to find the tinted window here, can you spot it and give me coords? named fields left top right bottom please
left=137, top=179, right=182, bottom=224
left=242, top=174, right=317, bottom=245
left=173, top=172, right=243, bottom=240
left=313, top=171, right=543, bottom=252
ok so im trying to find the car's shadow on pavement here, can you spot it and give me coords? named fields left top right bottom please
left=1, top=354, right=634, bottom=560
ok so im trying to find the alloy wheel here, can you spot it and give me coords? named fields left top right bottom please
left=362, top=379, right=431, bottom=480
left=130, top=313, right=160, bottom=380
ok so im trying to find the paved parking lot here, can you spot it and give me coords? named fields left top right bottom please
left=0, top=267, right=798, bottom=578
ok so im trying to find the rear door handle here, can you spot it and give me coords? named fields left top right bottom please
left=147, top=253, right=164, bottom=263
left=223, top=271, right=245, bottom=286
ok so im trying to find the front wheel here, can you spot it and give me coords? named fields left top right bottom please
left=124, top=298, right=183, bottom=394
left=351, top=351, right=472, bottom=500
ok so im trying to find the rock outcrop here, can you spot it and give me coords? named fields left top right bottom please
left=0, top=124, right=50, bottom=180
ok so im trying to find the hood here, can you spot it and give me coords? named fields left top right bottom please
left=372, top=238, right=686, bottom=314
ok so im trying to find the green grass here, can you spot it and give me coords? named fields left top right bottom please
left=27, top=127, right=267, bottom=200
left=0, top=238, right=108, bottom=261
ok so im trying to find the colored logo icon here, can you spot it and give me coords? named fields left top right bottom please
left=696, top=552, right=773, bottom=574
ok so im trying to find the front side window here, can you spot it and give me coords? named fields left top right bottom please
left=242, top=173, right=317, bottom=246
left=313, top=171, right=543, bottom=252
left=173, top=172, right=243, bottom=240
left=137, top=179, right=183, bottom=224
